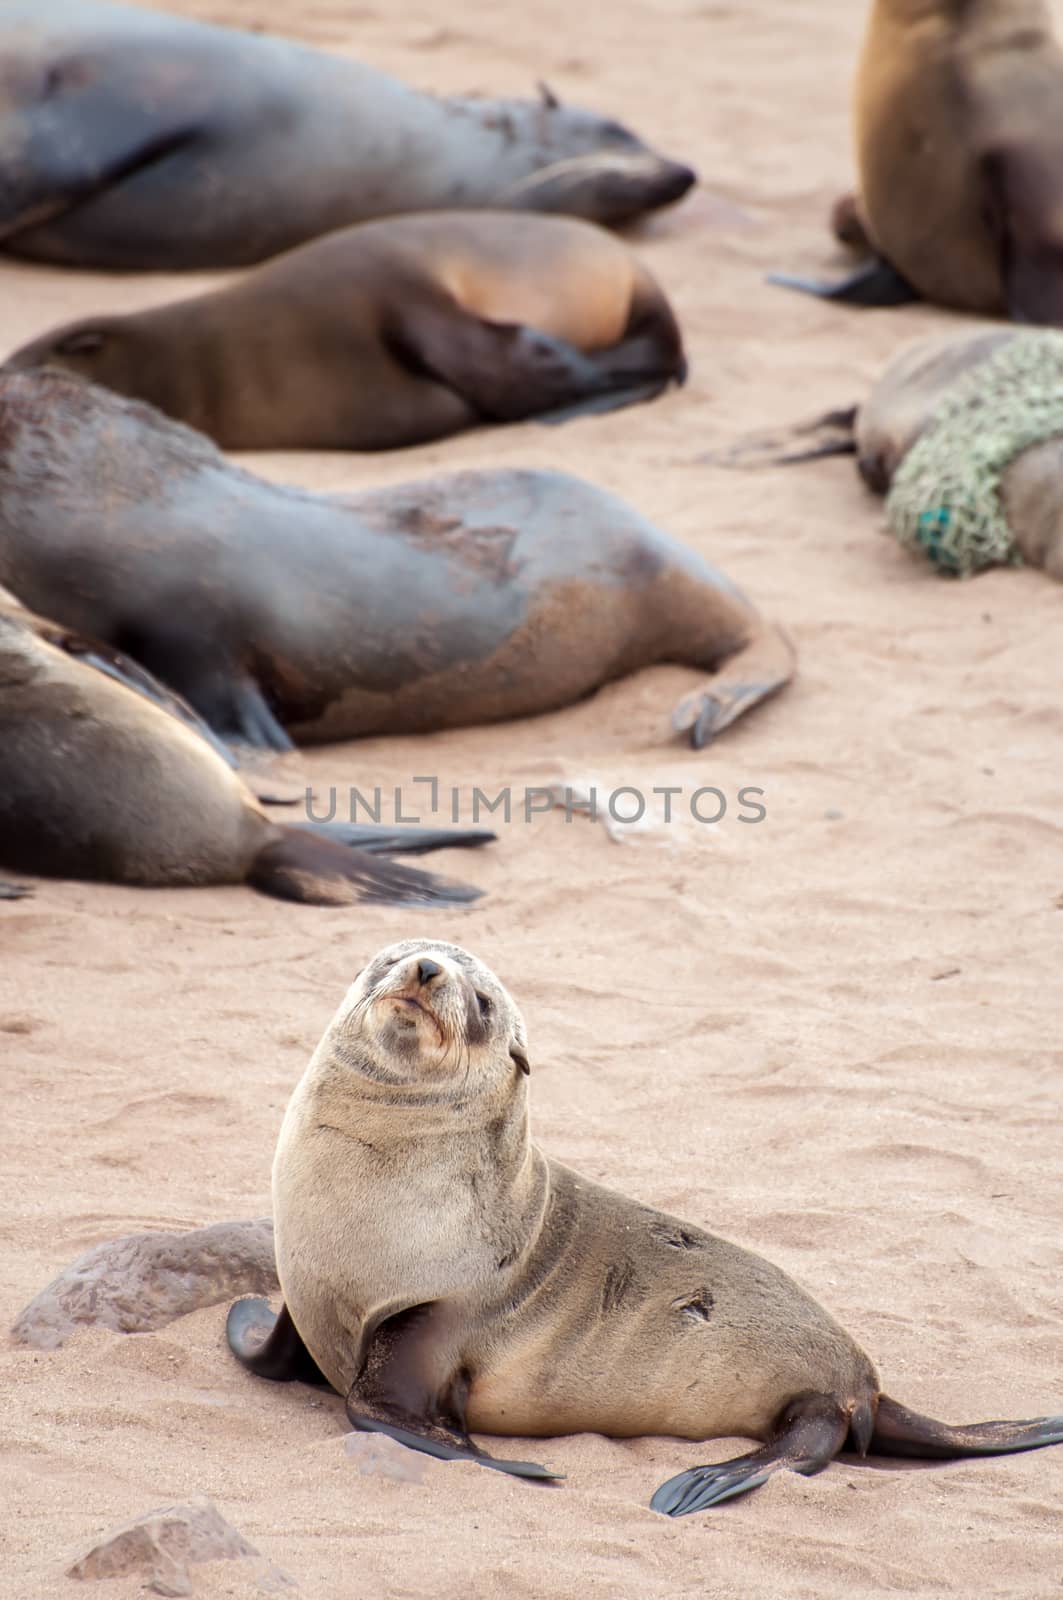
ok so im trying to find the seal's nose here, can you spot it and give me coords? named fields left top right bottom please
left=417, top=957, right=442, bottom=985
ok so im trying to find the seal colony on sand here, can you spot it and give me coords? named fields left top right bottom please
left=0, top=0, right=696, bottom=270
left=772, top=0, right=1063, bottom=317
left=227, top=940, right=1063, bottom=1515
left=0, top=372, right=795, bottom=751
left=6, top=213, right=687, bottom=450
left=0, top=588, right=492, bottom=904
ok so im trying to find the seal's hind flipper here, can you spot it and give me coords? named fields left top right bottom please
left=0, top=880, right=31, bottom=900
left=768, top=258, right=920, bottom=307
left=651, top=1392, right=850, bottom=1517
left=248, top=829, right=484, bottom=907
left=869, top=1396, right=1063, bottom=1460
left=393, top=299, right=681, bottom=424
left=296, top=821, right=496, bottom=856
left=226, top=1298, right=331, bottom=1387
left=672, top=619, right=795, bottom=747
left=346, top=1301, right=562, bottom=1483
left=699, top=405, right=858, bottom=470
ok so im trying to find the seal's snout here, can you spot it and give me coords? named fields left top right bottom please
left=417, top=957, right=443, bottom=984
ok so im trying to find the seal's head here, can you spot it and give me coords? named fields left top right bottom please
left=337, top=940, right=530, bottom=1088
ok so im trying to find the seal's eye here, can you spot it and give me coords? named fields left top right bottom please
left=475, top=993, right=491, bottom=1018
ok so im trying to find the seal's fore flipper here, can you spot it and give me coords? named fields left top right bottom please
left=0, top=880, right=31, bottom=900
left=346, top=1302, right=562, bottom=1482
left=393, top=298, right=681, bottom=423
left=671, top=619, right=795, bottom=748
left=226, top=1297, right=331, bottom=1387
left=869, top=1396, right=1063, bottom=1459
left=296, top=822, right=496, bottom=856
left=650, top=1392, right=851, bottom=1516
left=114, top=624, right=293, bottom=753
left=981, top=146, right=1063, bottom=326
left=768, top=258, right=920, bottom=307
left=699, top=406, right=858, bottom=470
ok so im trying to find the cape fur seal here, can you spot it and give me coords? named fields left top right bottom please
left=0, top=0, right=695, bottom=271
left=773, top=0, right=1063, bottom=317
left=227, top=940, right=1063, bottom=1513
left=6, top=213, right=687, bottom=449
left=0, top=588, right=491, bottom=904
left=0, top=372, right=794, bottom=752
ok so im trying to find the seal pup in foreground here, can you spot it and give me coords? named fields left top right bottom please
left=0, top=372, right=794, bottom=751
left=0, top=0, right=695, bottom=270
left=772, top=0, right=1063, bottom=318
left=6, top=213, right=687, bottom=449
left=228, top=940, right=1063, bottom=1515
left=0, top=590, right=491, bottom=904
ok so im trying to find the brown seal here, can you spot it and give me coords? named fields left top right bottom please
left=5, top=212, right=687, bottom=449
left=227, top=939, right=1063, bottom=1513
left=0, top=0, right=695, bottom=271
left=773, top=0, right=1063, bottom=316
left=0, top=588, right=491, bottom=903
left=0, top=371, right=794, bottom=752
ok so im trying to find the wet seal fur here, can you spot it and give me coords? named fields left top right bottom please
left=0, top=587, right=492, bottom=904
left=6, top=212, right=687, bottom=450
left=227, top=939, right=1063, bottom=1513
left=772, top=0, right=1063, bottom=318
left=0, top=0, right=695, bottom=271
left=0, top=371, right=794, bottom=751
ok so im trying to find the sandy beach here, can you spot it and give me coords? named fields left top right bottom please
left=2, top=0, right=1062, bottom=1595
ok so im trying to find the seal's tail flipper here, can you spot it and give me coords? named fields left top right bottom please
left=248, top=828, right=485, bottom=907
left=295, top=821, right=496, bottom=856
left=768, top=257, right=920, bottom=307
left=651, top=1393, right=851, bottom=1517
left=672, top=619, right=796, bottom=748
left=869, top=1396, right=1063, bottom=1460
left=699, top=405, right=858, bottom=470
left=226, top=1298, right=332, bottom=1387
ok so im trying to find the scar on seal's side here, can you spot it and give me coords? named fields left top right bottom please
left=227, top=940, right=1063, bottom=1514
left=0, top=0, right=695, bottom=270
left=6, top=212, right=687, bottom=449
left=0, top=371, right=795, bottom=753
left=0, top=587, right=491, bottom=905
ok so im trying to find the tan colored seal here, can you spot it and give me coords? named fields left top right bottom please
left=227, top=939, right=1063, bottom=1514
left=775, top=0, right=1063, bottom=316
left=0, top=0, right=695, bottom=270
left=0, top=591, right=490, bottom=904
left=0, top=371, right=793, bottom=752
left=5, top=212, right=686, bottom=449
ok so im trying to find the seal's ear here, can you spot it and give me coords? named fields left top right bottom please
left=537, top=79, right=561, bottom=110
left=511, top=1044, right=531, bottom=1076
left=55, top=328, right=106, bottom=358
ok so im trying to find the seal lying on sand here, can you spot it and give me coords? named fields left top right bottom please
left=717, top=329, right=1063, bottom=580
left=0, top=372, right=794, bottom=751
left=227, top=939, right=1063, bottom=1514
left=0, top=0, right=695, bottom=270
left=772, top=0, right=1063, bottom=317
left=0, top=589, right=491, bottom=904
left=6, top=213, right=687, bottom=449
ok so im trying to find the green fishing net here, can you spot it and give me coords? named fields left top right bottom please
left=885, top=331, right=1063, bottom=576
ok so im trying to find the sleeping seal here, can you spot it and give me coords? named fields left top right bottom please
left=0, top=0, right=695, bottom=270
left=0, top=371, right=795, bottom=752
left=6, top=212, right=687, bottom=449
left=0, top=588, right=491, bottom=905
